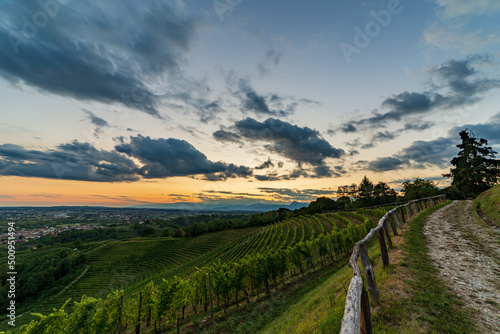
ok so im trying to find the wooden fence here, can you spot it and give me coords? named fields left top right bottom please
left=339, top=195, right=446, bottom=334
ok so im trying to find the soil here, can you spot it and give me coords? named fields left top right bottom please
left=424, top=200, right=500, bottom=333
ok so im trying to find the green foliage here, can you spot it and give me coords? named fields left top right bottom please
left=172, top=227, right=185, bottom=238
left=140, top=226, right=156, bottom=237
left=402, top=177, right=440, bottom=200
left=474, top=183, right=500, bottom=227
left=444, top=129, right=500, bottom=197
left=441, top=185, right=465, bottom=200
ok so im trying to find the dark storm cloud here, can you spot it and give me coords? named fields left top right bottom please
left=83, top=110, right=109, bottom=127
left=365, top=157, right=406, bottom=172
left=363, top=113, right=500, bottom=172
left=255, top=157, right=275, bottom=170
left=0, top=0, right=199, bottom=118
left=254, top=173, right=282, bottom=181
left=213, top=129, right=242, bottom=143
left=215, top=117, right=344, bottom=178
left=231, top=117, right=345, bottom=165
left=115, top=135, right=252, bottom=180
left=236, top=78, right=279, bottom=115
left=362, top=136, right=457, bottom=172
left=0, top=142, right=140, bottom=182
left=336, top=55, right=500, bottom=133
left=0, top=136, right=253, bottom=182
left=449, top=112, right=500, bottom=146
left=225, top=75, right=301, bottom=116
left=342, top=123, right=358, bottom=133
left=199, top=100, right=226, bottom=123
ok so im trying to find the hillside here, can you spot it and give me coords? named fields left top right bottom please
left=3, top=210, right=381, bottom=333
left=475, top=184, right=500, bottom=227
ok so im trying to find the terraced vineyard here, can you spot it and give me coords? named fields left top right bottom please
left=15, top=227, right=258, bottom=325
left=10, top=209, right=393, bottom=333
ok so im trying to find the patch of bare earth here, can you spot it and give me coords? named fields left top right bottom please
left=424, top=200, right=500, bottom=334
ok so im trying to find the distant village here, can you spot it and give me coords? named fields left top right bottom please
left=0, top=224, right=106, bottom=245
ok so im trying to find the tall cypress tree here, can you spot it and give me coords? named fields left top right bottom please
left=444, top=129, right=500, bottom=196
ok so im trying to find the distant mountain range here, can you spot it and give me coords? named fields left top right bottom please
left=127, top=201, right=308, bottom=212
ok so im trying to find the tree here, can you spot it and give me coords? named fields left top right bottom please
left=172, top=227, right=185, bottom=238
left=356, top=176, right=374, bottom=206
left=444, top=129, right=500, bottom=196
left=373, top=181, right=397, bottom=204
left=141, top=226, right=156, bottom=237
left=402, top=178, right=439, bottom=200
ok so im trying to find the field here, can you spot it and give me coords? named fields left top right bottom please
left=1, top=209, right=384, bottom=332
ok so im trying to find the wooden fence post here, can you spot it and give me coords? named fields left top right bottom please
left=359, top=244, right=379, bottom=306
left=377, top=229, right=389, bottom=267
left=360, top=284, right=373, bottom=334
left=393, top=211, right=401, bottom=229
left=400, top=207, right=406, bottom=224
left=406, top=204, right=412, bottom=220
left=382, top=221, right=393, bottom=248
left=135, top=292, right=142, bottom=334
left=389, top=215, right=398, bottom=236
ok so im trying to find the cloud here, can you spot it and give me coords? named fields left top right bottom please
left=115, top=135, right=252, bottom=180
left=255, top=157, right=275, bottom=170
left=360, top=112, right=500, bottom=172
left=235, top=117, right=344, bottom=164
left=83, top=110, right=109, bottom=128
left=213, top=129, right=242, bottom=143
left=435, top=0, right=500, bottom=18
left=258, top=47, right=284, bottom=75
left=361, top=131, right=397, bottom=149
left=423, top=24, right=500, bottom=53
left=335, top=55, right=500, bottom=134
left=257, top=187, right=336, bottom=202
left=224, top=74, right=304, bottom=117
left=449, top=111, right=500, bottom=145
left=0, top=142, right=140, bottom=182
left=365, top=157, right=407, bottom=172
left=0, top=135, right=254, bottom=182
left=253, top=165, right=341, bottom=181
left=236, top=78, right=295, bottom=116
left=0, top=0, right=200, bottom=118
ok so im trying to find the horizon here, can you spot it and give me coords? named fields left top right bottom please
left=1, top=0, right=500, bottom=207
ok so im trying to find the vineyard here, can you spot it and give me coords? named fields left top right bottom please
left=3, top=208, right=404, bottom=333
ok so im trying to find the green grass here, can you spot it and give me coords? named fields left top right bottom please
left=475, top=184, right=500, bottom=227
left=371, top=200, right=478, bottom=333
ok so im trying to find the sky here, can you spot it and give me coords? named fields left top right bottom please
left=0, top=0, right=500, bottom=206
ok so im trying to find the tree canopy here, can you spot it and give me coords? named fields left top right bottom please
left=444, top=129, right=500, bottom=197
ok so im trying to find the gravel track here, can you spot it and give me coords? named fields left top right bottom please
left=424, top=200, right=500, bottom=333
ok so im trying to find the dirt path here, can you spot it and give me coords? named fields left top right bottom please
left=424, top=200, right=500, bottom=333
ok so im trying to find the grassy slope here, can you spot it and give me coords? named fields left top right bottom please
left=475, top=183, right=500, bottom=226
left=259, top=240, right=380, bottom=334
